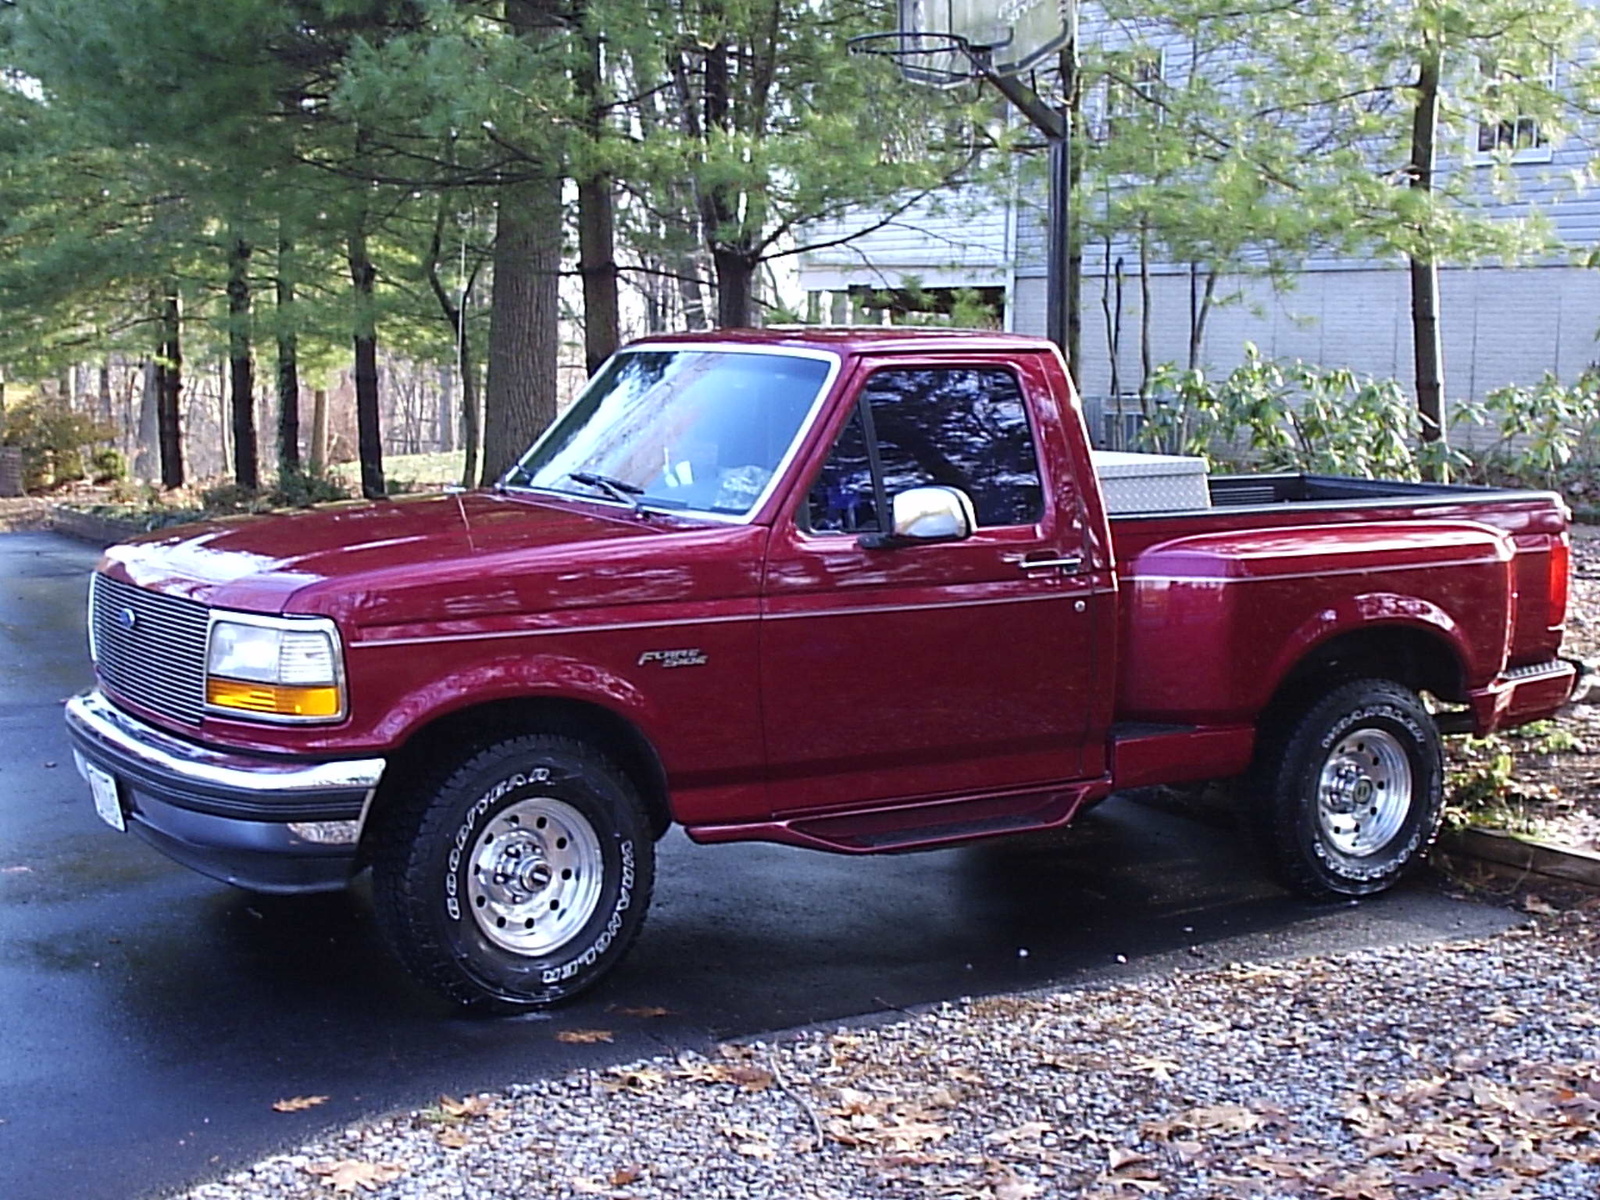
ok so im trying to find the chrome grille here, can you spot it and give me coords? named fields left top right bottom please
left=90, top=573, right=208, bottom=725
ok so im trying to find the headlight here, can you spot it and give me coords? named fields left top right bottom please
left=205, top=613, right=346, bottom=722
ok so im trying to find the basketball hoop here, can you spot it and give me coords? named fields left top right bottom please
left=847, top=30, right=984, bottom=89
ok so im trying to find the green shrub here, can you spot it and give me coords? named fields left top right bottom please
left=0, top=396, right=116, bottom=490
left=90, top=447, right=126, bottom=484
left=1133, top=353, right=1600, bottom=490
left=1450, top=372, right=1600, bottom=489
left=272, top=464, right=349, bottom=508
left=1138, top=346, right=1426, bottom=479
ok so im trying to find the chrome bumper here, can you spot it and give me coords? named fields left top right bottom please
left=64, top=689, right=387, bottom=894
left=66, top=690, right=386, bottom=803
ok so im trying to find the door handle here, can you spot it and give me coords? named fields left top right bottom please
left=1017, top=554, right=1083, bottom=573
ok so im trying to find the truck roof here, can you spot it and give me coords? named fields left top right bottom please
left=627, top=327, right=1059, bottom=358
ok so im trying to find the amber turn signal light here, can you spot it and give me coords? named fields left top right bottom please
left=206, top=678, right=342, bottom=718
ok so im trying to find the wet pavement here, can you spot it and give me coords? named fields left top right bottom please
left=0, top=531, right=1520, bottom=1200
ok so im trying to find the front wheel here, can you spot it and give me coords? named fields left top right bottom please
left=1248, top=679, right=1443, bottom=898
left=371, top=734, right=655, bottom=1010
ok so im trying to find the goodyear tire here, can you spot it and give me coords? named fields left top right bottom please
left=372, top=734, right=655, bottom=1010
left=1249, top=679, right=1443, bottom=899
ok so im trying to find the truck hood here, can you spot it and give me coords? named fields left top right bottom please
left=102, top=491, right=656, bottom=611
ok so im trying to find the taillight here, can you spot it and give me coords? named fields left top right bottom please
left=1548, top=533, right=1570, bottom=630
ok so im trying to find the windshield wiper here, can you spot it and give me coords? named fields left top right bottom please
left=569, top=471, right=645, bottom=511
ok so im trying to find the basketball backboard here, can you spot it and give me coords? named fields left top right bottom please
left=899, top=0, right=1073, bottom=80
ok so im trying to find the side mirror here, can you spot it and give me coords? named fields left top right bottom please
left=859, top=486, right=976, bottom=548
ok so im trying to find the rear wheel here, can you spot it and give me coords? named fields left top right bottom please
left=1248, top=679, right=1443, bottom=898
left=371, top=733, right=655, bottom=1010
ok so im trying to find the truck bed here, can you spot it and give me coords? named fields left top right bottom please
left=1106, top=472, right=1572, bottom=716
left=1203, top=472, right=1554, bottom=511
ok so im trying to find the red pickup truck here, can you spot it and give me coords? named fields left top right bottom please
left=67, top=329, right=1584, bottom=1009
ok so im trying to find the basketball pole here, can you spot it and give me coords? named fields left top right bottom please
left=967, top=20, right=1078, bottom=385
left=974, top=63, right=1070, bottom=375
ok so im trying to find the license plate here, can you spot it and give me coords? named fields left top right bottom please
left=86, top=762, right=126, bottom=832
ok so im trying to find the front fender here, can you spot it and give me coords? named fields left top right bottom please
left=365, top=650, right=661, bottom=748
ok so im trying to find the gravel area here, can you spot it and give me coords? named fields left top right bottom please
left=179, top=909, right=1599, bottom=1200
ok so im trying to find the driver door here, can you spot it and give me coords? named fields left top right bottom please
left=760, top=357, right=1100, bottom=816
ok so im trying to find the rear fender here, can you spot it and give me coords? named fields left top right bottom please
left=1265, top=593, right=1479, bottom=703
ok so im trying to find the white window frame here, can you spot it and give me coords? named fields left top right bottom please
left=1093, top=47, right=1166, bottom=145
left=1469, top=56, right=1557, bottom=166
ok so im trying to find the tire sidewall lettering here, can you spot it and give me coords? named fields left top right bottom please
left=436, top=758, right=637, bottom=994
left=1297, top=688, right=1441, bottom=891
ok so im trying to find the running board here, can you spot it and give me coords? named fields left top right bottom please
left=685, top=781, right=1111, bottom=855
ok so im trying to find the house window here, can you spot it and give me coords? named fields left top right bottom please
left=1473, top=59, right=1555, bottom=163
left=1096, top=50, right=1164, bottom=143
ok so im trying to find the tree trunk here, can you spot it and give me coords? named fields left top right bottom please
left=228, top=231, right=258, bottom=489
left=457, top=319, right=481, bottom=488
left=277, top=232, right=301, bottom=474
left=97, top=361, right=112, bottom=425
left=1063, top=43, right=1083, bottom=392
left=1188, top=264, right=1218, bottom=371
left=576, top=24, right=620, bottom=375
left=135, top=360, right=159, bottom=483
left=1137, top=219, right=1153, bottom=403
left=1409, top=41, right=1445, bottom=475
left=482, top=0, right=564, bottom=484
left=348, top=218, right=384, bottom=500
left=712, top=247, right=757, bottom=328
left=423, top=201, right=481, bottom=487
left=156, top=281, right=183, bottom=488
left=437, top=365, right=455, bottom=454
left=483, top=178, right=561, bottom=482
left=310, top=388, right=329, bottom=472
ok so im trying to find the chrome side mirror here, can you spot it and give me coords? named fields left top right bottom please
left=860, top=485, right=976, bottom=548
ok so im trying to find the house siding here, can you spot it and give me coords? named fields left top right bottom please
left=797, top=4, right=1600, bottom=405
left=1012, top=265, right=1600, bottom=403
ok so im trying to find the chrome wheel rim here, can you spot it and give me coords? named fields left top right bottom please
left=466, top=796, right=604, bottom=956
left=1316, top=728, right=1412, bottom=857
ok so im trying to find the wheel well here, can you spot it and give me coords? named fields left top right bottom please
left=364, top=698, right=673, bottom=848
left=1269, top=627, right=1465, bottom=719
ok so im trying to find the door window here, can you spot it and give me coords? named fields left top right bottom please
left=806, top=366, right=1043, bottom=533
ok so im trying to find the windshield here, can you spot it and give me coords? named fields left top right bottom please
left=503, top=348, right=834, bottom=518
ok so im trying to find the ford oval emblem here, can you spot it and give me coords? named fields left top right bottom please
left=116, top=607, right=138, bottom=633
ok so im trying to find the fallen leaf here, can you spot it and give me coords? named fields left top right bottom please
left=556, top=1029, right=614, bottom=1045
left=948, top=1066, right=985, bottom=1084
left=436, top=1094, right=495, bottom=1119
left=994, top=1174, right=1045, bottom=1200
left=1108, top=1148, right=1152, bottom=1172
left=436, top=1128, right=470, bottom=1149
left=721, top=1125, right=777, bottom=1159
left=604, top=1066, right=668, bottom=1093
left=272, top=1095, right=329, bottom=1113
left=987, top=1120, right=1053, bottom=1145
left=1142, top=1103, right=1261, bottom=1140
left=674, top=1062, right=773, bottom=1090
left=1522, top=894, right=1558, bottom=915
left=610, top=1166, right=641, bottom=1186
left=723, top=1064, right=774, bottom=1092
left=1128, top=1055, right=1182, bottom=1083
left=305, top=1159, right=405, bottom=1193
left=613, top=1005, right=672, bottom=1018
left=879, top=1118, right=954, bottom=1152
